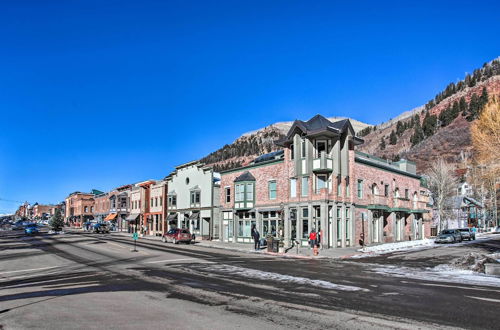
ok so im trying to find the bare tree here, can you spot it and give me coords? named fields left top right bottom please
left=425, top=158, right=458, bottom=232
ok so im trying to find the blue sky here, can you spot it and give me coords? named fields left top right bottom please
left=1, top=0, right=499, bottom=213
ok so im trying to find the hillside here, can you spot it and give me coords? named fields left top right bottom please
left=200, top=117, right=370, bottom=172
left=202, top=57, right=500, bottom=174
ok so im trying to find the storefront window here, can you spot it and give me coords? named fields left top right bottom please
left=301, top=207, right=309, bottom=239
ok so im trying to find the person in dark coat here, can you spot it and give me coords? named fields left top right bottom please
left=251, top=224, right=260, bottom=250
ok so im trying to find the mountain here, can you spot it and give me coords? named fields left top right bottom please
left=358, top=58, right=500, bottom=173
left=201, top=57, right=500, bottom=174
left=200, top=117, right=370, bottom=172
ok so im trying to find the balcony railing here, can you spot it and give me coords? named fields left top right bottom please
left=312, top=152, right=333, bottom=173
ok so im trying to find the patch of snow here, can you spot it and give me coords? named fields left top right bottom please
left=48, top=230, right=65, bottom=235
left=206, top=264, right=369, bottom=292
left=358, top=239, right=436, bottom=255
left=371, top=264, right=500, bottom=288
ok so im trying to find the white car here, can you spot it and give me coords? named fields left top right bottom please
left=492, top=226, right=500, bottom=234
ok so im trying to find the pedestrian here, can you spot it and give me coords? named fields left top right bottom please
left=251, top=224, right=260, bottom=250
left=309, top=230, right=317, bottom=249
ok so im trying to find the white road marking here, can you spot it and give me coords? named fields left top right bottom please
left=145, top=258, right=199, bottom=264
left=0, top=266, right=61, bottom=275
left=466, top=296, right=500, bottom=303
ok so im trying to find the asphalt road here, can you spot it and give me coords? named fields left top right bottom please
left=1, top=228, right=499, bottom=330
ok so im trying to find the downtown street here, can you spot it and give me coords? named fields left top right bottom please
left=1, top=229, right=500, bottom=330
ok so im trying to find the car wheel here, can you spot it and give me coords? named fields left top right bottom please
left=162, top=236, right=166, bottom=243
left=173, top=238, right=178, bottom=244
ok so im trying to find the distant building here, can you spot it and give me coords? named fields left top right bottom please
left=65, top=190, right=103, bottom=227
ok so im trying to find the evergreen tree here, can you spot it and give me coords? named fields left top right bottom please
left=411, top=119, right=425, bottom=146
left=389, top=130, right=397, bottom=145
left=379, top=137, right=386, bottom=150
left=49, top=208, right=64, bottom=232
left=422, top=112, right=437, bottom=137
left=459, top=96, right=467, bottom=116
left=467, top=94, right=480, bottom=121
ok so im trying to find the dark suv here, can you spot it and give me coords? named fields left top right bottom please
left=92, top=223, right=110, bottom=234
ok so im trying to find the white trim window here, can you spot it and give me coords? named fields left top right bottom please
left=268, top=181, right=277, bottom=200
left=316, top=174, right=327, bottom=193
left=301, top=177, right=309, bottom=197
left=290, top=178, right=297, bottom=198
left=246, top=183, right=254, bottom=201
left=235, top=184, right=244, bottom=202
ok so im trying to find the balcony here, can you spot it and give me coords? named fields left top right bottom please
left=312, top=152, right=333, bottom=173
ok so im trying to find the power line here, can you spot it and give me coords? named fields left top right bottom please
left=0, top=198, right=25, bottom=204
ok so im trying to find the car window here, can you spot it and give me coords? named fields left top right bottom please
left=441, top=230, right=452, bottom=234
left=181, top=230, right=189, bottom=234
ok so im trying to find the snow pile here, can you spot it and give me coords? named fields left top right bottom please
left=48, top=230, right=65, bottom=235
left=451, top=252, right=500, bottom=273
left=206, top=264, right=369, bottom=292
left=359, top=239, right=436, bottom=255
left=372, top=264, right=500, bottom=287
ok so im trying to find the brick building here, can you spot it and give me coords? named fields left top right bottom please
left=219, top=115, right=430, bottom=249
left=107, top=184, right=132, bottom=232
left=93, top=193, right=110, bottom=223
left=33, top=203, right=54, bottom=220
left=65, top=190, right=103, bottom=227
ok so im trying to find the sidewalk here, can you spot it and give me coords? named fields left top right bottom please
left=113, top=231, right=362, bottom=259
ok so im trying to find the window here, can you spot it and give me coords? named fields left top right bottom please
left=268, top=181, right=277, bottom=200
left=238, top=219, right=254, bottom=237
left=168, top=195, right=177, bottom=207
left=151, top=198, right=154, bottom=207
left=405, top=189, right=409, bottom=199
left=155, top=197, right=158, bottom=207
left=301, top=139, right=306, bottom=158
left=345, top=177, right=350, bottom=197
left=139, top=201, right=141, bottom=209
left=337, top=177, right=342, bottom=196
left=316, top=140, right=326, bottom=157
left=159, top=197, right=162, bottom=206
left=290, top=144, right=294, bottom=160
left=336, top=207, right=342, bottom=241
left=84, top=206, right=88, bottom=213
left=90, top=206, right=93, bottom=212
left=301, top=177, right=308, bottom=196
left=246, top=183, right=254, bottom=201
left=225, top=187, right=231, bottom=203
left=345, top=208, right=350, bottom=242
left=316, top=175, right=327, bottom=192
left=290, top=209, right=297, bottom=240
left=301, top=207, right=309, bottom=239
left=290, top=178, right=297, bottom=198
left=190, top=191, right=200, bottom=204
left=357, top=179, right=363, bottom=198
left=384, top=184, right=389, bottom=197
left=235, top=184, right=244, bottom=202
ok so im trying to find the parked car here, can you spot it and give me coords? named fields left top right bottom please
left=435, top=229, right=463, bottom=244
left=24, top=224, right=39, bottom=235
left=458, top=228, right=476, bottom=241
left=162, top=228, right=192, bottom=244
left=492, top=226, right=500, bottom=234
left=12, top=221, right=25, bottom=230
left=92, top=223, right=110, bottom=234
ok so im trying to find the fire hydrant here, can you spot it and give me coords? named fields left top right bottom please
left=313, top=244, right=319, bottom=256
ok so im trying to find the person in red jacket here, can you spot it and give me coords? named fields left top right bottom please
left=309, top=230, right=317, bottom=249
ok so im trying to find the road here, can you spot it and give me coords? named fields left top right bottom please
left=1, top=228, right=499, bottom=330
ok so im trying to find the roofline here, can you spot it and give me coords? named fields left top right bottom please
left=220, top=158, right=284, bottom=175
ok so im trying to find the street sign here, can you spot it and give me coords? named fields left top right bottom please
left=132, top=233, right=138, bottom=240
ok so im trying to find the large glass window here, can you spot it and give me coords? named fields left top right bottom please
left=238, top=219, right=254, bottom=237
left=336, top=207, right=342, bottom=241
left=301, top=207, right=309, bottom=239
left=290, top=178, right=297, bottom=198
left=316, top=175, right=327, bottom=192
left=290, top=208, right=297, bottom=240
left=345, top=208, right=350, bottom=244
left=315, top=140, right=326, bottom=157
left=268, top=181, right=277, bottom=200
left=301, top=177, right=308, bottom=197
left=235, top=184, right=243, bottom=202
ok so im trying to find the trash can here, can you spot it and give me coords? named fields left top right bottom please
left=267, top=237, right=279, bottom=253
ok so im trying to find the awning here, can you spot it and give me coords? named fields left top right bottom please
left=167, top=213, right=178, bottom=221
left=104, top=213, right=118, bottom=221
left=125, top=213, right=140, bottom=221
left=258, top=207, right=281, bottom=213
left=189, top=211, right=200, bottom=220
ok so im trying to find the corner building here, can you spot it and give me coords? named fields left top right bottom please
left=219, top=115, right=430, bottom=248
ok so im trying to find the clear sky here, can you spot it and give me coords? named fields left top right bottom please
left=1, top=0, right=499, bottom=213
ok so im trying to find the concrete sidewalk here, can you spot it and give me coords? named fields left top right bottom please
left=112, top=231, right=361, bottom=259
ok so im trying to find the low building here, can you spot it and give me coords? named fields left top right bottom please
left=147, top=180, right=167, bottom=236
left=107, top=184, right=132, bottom=232
left=33, top=203, right=54, bottom=220
left=93, top=193, right=109, bottom=223
left=165, top=161, right=220, bottom=240
left=65, top=190, right=103, bottom=227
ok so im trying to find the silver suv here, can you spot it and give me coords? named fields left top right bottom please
left=435, top=229, right=463, bottom=244
left=458, top=228, right=476, bottom=241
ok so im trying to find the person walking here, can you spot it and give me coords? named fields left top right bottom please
left=309, top=230, right=317, bottom=249
left=251, top=224, right=260, bottom=250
